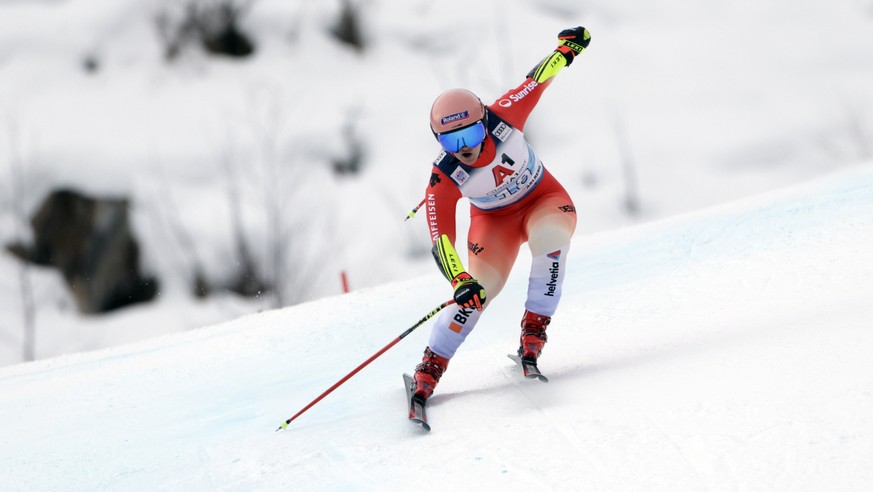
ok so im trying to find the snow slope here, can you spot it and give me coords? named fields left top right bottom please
left=2, top=166, right=872, bottom=491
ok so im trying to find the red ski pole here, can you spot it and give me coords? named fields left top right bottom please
left=276, top=299, right=455, bottom=431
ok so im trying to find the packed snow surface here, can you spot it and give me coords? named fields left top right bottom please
left=2, top=166, right=872, bottom=491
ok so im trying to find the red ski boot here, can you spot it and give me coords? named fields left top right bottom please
left=517, top=310, right=551, bottom=362
left=413, top=347, right=449, bottom=401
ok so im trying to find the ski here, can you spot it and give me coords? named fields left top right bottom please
left=507, top=354, right=549, bottom=382
left=402, top=373, right=431, bottom=431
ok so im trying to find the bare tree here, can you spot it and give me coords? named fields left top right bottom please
left=5, top=118, right=36, bottom=362
left=246, top=89, right=287, bottom=308
left=215, top=131, right=269, bottom=298
left=614, top=109, right=642, bottom=217
left=331, top=106, right=366, bottom=176
left=149, top=91, right=332, bottom=308
left=844, top=103, right=872, bottom=161
left=150, top=157, right=211, bottom=298
left=240, top=87, right=332, bottom=308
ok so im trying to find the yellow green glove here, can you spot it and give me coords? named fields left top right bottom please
left=557, top=26, right=591, bottom=61
left=432, top=234, right=486, bottom=310
left=528, top=26, right=591, bottom=83
left=451, top=272, right=486, bottom=311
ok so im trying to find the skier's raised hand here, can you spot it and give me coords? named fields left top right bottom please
left=556, top=26, right=591, bottom=65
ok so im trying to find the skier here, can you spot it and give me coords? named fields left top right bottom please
left=411, top=27, right=591, bottom=401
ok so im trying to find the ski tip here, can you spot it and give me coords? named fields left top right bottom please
left=403, top=374, right=414, bottom=392
left=409, top=415, right=431, bottom=432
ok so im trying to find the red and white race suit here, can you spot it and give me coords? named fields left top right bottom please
left=425, top=76, right=577, bottom=359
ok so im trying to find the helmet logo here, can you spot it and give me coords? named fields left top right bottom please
left=440, top=110, right=469, bottom=126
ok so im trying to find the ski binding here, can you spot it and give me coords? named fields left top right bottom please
left=507, top=354, right=549, bottom=382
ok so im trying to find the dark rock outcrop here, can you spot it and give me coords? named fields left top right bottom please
left=7, top=189, right=158, bottom=314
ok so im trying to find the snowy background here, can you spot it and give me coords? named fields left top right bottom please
left=1, top=1, right=872, bottom=366
left=1, top=1, right=873, bottom=490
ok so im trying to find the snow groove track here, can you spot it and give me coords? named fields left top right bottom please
left=499, top=359, right=598, bottom=485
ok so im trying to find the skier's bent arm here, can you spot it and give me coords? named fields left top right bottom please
left=432, top=234, right=486, bottom=311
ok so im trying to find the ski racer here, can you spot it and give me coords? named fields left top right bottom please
left=410, top=26, right=591, bottom=401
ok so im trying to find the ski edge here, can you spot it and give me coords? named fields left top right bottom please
left=402, top=373, right=431, bottom=431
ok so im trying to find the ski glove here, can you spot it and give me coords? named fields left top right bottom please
left=528, top=26, right=591, bottom=83
left=452, top=272, right=486, bottom=311
left=431, top=234, right=485, bottom=309
left=556, top=26, right=591, bottom=66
